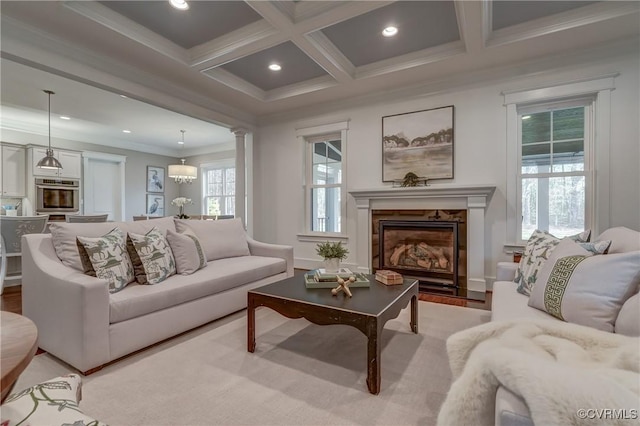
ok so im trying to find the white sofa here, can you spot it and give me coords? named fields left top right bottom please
left=21, top=217, right=293, bottom=374
left=490, top=227, right=640, bottom=426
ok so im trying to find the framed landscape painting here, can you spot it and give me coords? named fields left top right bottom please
left=382, top=105, right=454, bottom=182
left=146, top=194, right=164, bottom=216
left=147, top=166, right=165, bottom=193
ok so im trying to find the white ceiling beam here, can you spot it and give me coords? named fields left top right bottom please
left=304, top=32, right=355, bottom=81
left=455, top=0, right=485, bottom=53
left=355, top=41, right=467, bottom=80
left=294, top=1, right=395, bottom=34
left=62, top=1, right=189, bottom=65
left=189, top=20, right=280, bottom=68
left=0, top=17, right=256, bottom=129
left=487, top=1, right=640, bottom=48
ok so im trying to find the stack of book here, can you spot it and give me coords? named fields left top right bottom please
left=314, top=268, right=354, bottom=282
left=375, top=270, right=404, bottom=285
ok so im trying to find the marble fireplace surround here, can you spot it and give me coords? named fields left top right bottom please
left=349, top=184, right=496, bottom=297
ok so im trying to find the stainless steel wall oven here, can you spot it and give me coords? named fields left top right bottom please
left=35, top=178, right=80, bottom=214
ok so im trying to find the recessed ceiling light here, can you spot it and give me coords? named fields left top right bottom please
left=178, top=140, right=184, bottom=145
left=382, top=26, right=398, bottom=37
left=169, top=0, right=189, bottom=10
left=60, top=116, right=71, bottom=120
left=522, top=115, right=531, bottom=120
left=122, top=130, right=131, bottom=133
left=268, top=63, right=282, bottom=71
left=120, top=95, right=128, bottom=99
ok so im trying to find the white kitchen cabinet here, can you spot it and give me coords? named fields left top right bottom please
left=57, top=151, right=82, bottom=178
left=1, top=145, right=27, bottom=197
left=31, top=147, right=82, bottom=178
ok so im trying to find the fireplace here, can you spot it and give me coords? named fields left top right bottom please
left=349, top=185, right=495, bottom=300
left=379, top=220, right=459, bottom=294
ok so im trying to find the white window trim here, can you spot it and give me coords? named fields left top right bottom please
left=504, top=76, right=615, bottom=246
left=296, top=120, right=349, bottom=241
left=201, top=159, right=235, bottom=216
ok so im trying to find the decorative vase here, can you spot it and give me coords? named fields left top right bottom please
left=323, top=257, right=340, bottom=273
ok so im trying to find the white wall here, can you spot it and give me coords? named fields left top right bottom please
left=253, top=52, right=640, bottom=280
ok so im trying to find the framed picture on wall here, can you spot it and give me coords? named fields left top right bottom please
left=146, top=194, right=164, bottom=216
left=382, top=105, right=454, bottom=182
left=147, top=166, right=165, bottom=193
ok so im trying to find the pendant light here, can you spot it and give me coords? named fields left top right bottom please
left=168, top=130, right=197, bottom=184
left=37, top=90, right=63, bottom=170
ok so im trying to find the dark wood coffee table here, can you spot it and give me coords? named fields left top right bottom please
left=247, top=274, right=418, bottom=394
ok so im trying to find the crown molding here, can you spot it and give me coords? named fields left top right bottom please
left=62, top=1, right=189, bottom=64
left=355, top=40, right=467, bottom=80
left=486, top=1, right=640, bottom=48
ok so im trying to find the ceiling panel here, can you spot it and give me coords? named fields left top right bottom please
left=492, top=1, right=598, bottom=30
left=99, top=0, right=263, bottom=49
left=320, top=1, right=460, bottom=67
left=216, top=42, right=330, bottom=91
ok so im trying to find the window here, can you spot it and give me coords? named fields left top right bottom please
left=296, top=120, right=349, bottom=237
left=505, top=77, right=614, bottom=246
left=306, top=133, right=343, bottom=233
left=518, top=100, right=592, bottom=240
left=202, top=163, right=235, bottom=216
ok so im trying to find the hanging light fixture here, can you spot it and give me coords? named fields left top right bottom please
left=168, top=130, right=197, bottom=184
left=37, top=90, right=63, bottom=170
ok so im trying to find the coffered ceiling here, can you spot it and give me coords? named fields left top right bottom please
left=1, top=1, right=639, bottom=146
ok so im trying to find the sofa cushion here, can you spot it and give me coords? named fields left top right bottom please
left=109, top=255, right=286, bottom=323
left=127, top=227, right=176, bottom=285
left=528, top=239, right=640, bottom=332
left=514, top=230, right=590, bottom=296
left=166, top=228, right=207, bottom=275
left=491, top=281, right=556, bottom=322
left=615, top=292, right=640, bottom=336
left=0, top=374, right=106, bottom=426
left=175, top=218, right=250, bottom=261
left=50, top=216, right=177, bottom=271
left=77, top=228, right=135, bottom=294
left=596, top=227, right=640, bottom=254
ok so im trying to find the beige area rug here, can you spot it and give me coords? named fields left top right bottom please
left=15, top=302, right=490, bottom=426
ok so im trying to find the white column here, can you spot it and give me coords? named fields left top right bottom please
left=467, top=195, right=488, bottom=294
left=355, top=197, right=372, bottom=274
left=231, top=128, right=247, bottom=228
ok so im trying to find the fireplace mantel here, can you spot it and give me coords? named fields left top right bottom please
left=349, top=184, right=496, bottom=298
left=349, top=184, right=495, bottom=203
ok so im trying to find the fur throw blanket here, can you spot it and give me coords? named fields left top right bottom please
left=437, top=320, right=639, bottom=426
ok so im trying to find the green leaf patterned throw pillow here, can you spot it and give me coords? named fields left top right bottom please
left=514, top=229, right=591, bottom=296
left=77, top=228, right=135, bottom=294
left=127, top=227, right=176, bottom=285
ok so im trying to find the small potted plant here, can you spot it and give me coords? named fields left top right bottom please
left=316, top=241, right=349, bottom=273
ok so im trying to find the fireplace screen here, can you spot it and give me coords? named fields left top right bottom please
left=379, top=220, right=458, bottom=288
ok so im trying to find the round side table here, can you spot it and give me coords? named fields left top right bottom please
left=1, top=311, right=38, bottom=403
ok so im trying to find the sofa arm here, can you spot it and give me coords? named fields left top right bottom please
left=22, top=234, right=110, bottom=373
left=496, top=262, right=519, bottom=282
left=246, top=237, right=294, bottom=278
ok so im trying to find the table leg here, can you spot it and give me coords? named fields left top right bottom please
left=410, top=294, right=418, bottom=334
left=366, top=318, right=381, bottom=395
left=247, top=295, right=256, bottom=353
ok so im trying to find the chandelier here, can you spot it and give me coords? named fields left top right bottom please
left=168, top=130, right=197, bottom=184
